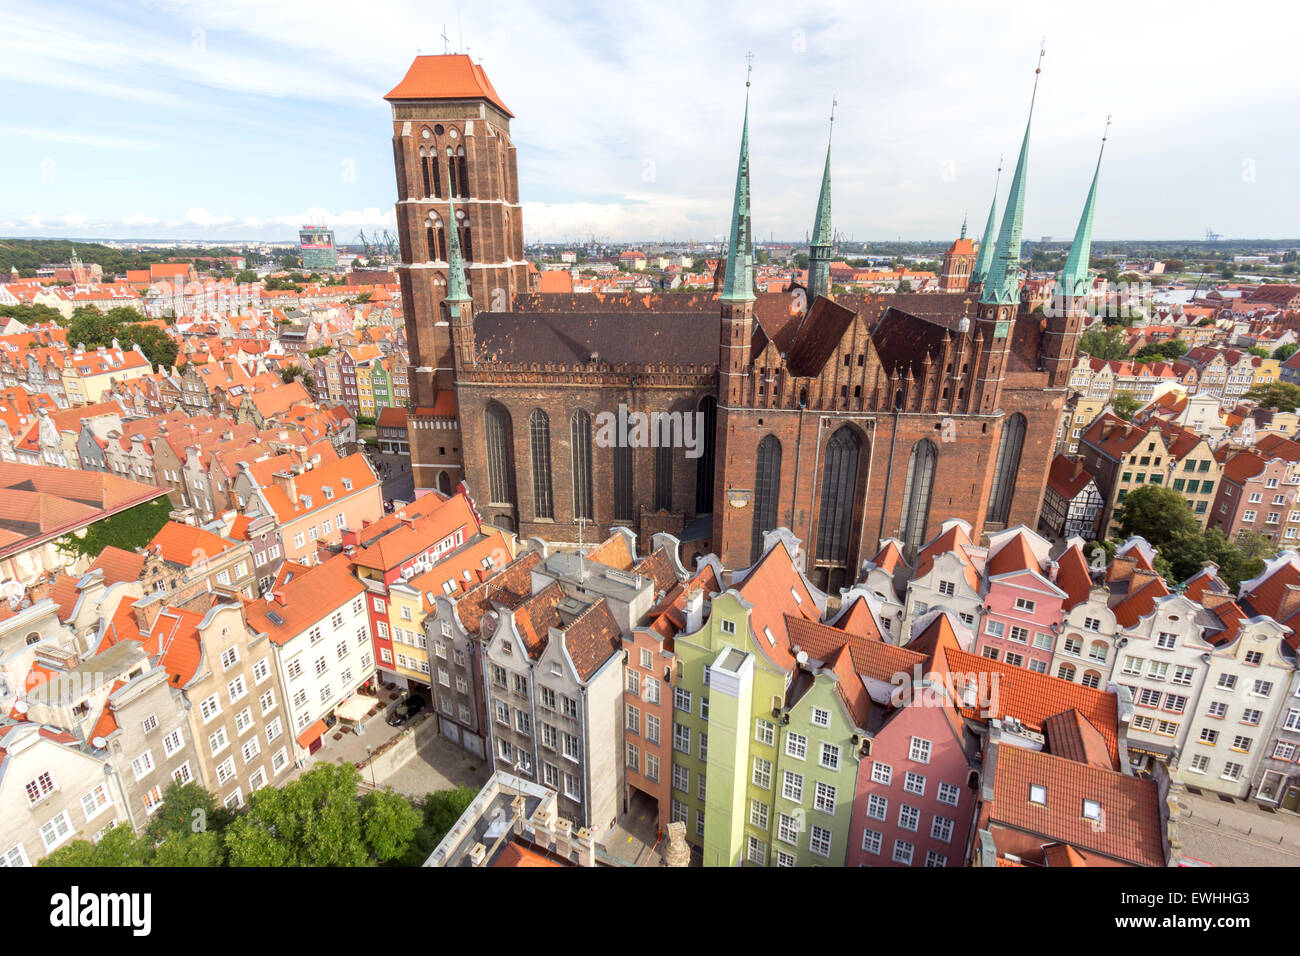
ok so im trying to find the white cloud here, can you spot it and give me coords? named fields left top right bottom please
left=119, top=212, right=159, bottom=226
left=184, top=207, right=234, bottom=227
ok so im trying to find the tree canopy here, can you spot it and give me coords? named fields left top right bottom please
left=66, top=305, right=178, bottom=369
left=40, top=768, right=441, bottom=868
left=1113, top=485, right=1266, bottom=589
left=1078, top=324, right=1130, bottom=361
left=1111, top=391, right=1142, bottom=421
left=1244, top=381, right=1300, bottom=412
left=1132, top=339, right=1188, bottom=363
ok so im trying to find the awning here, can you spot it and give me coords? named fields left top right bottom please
left=336, top=696, right=374, bottom=723
left=296, top=718, right=328, bottom=749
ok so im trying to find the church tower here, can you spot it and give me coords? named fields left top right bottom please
left=806, top=107, right=834, bottom=301
left=386, top=53, right=530, bottom=495
left=938, top=216, right=976, bottom=292
left=1043, top=121, right=1108, bottom=387
left=712, top=69, right=758, bottom=547
left=973, top=49, right=1042, bottom=415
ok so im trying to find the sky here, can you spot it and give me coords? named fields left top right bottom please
left=1, top=0, right=1297, bottom=245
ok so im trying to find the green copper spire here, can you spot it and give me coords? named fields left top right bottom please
left=969, top=163, right=1002, bottom=288
left=1055, top=117, right=1109, bottom=301
left=807, top=97, right=836, bottom=300
left=960, top=214, right=968, bottom=240
left=980, top=45, right=1045, bottom=307
left=446, top=198, right=470, bottom=304
left=721, top=65, right=756, bottom=304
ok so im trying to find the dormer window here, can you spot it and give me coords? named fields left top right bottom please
left=342, top=477, right=353, bottom=491
left=1029, top=784, right=1047, bottom=805
left=322, top=486, right=334, bottom=499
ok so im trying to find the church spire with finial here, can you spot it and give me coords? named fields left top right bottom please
left=968, top=159, right=1002, bottom=291
left=721, top=56, right=756, bottom=303
left=807, top=96, right=836, bottom=301
left=446, top=197, right=470, bottom=303
left=1056, top=115, right=1109, bottom=301
left=979, top=41, right=1045, bottom=306
left=960, top=213, right=968, bottom=240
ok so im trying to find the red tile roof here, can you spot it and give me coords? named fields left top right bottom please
left=384, top=54, right=513, bottom=116
left=985, top=745, right=1164, bottom=867
left=945, top=647, right=1122, bottom=767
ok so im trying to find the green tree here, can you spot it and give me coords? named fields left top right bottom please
left=361, top=788, right=422, bottom=862
left=1078, top=324, right=1129, bottom=360
left=235, top=269, right=258, bottom=284
left=1272, top=343, right=1298, bottom=361
left=398, top=785, right=477, bottom=866
left=0, top=302, right=64, bottom=325
left=1133, top=339, right=1188, bottom=363
left=793, top=252, right=810, bottom=270
left=1114, top=485, right=1199, bottom=548
left=224, top=763, right=371, bottom=867
left=1244, top=381, right=1300, bottom=412
left=1247, top=346, right=1270, bottom=359
left=39, top=825, right=150, bottom=867
left=1111, top=391, right=1142, bottom=421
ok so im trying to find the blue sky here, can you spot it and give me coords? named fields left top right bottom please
left=2, top=0, right=1297, bottom=244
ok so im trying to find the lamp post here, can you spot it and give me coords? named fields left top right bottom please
left=364, top=744, right=375, bottom=788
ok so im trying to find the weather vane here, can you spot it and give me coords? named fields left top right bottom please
left=745, top=51, right=754, bottom=86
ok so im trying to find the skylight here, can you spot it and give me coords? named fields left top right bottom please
left=1029, top=784, right=1047, bottom=805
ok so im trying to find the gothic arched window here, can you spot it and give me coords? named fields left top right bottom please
left=899, top=439, right=937, bottom=560
left=751, top=435, right=782, bottom=564
left=571, top=410, right=594, bottom=521
left=816, top=427, right=861, bottom=564
left=613, top=444, right=633, bottom=520
left=695, top=396, right=717, bottom=514
left=986, top=412, right=1026, bottom=525
left=654, top=444, right=672, bottom=512
left=484, top=402, right=515, bottom=506
left=529, top=409, right=553, bottom=520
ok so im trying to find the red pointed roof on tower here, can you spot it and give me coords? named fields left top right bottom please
left=385, top=54, right=513, bottom=116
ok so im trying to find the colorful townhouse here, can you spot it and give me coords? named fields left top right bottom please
left=232, top=451, right=382, bottom=565
left=668, top=531, right=827, bottom=865
left=972, top=528, right=1069, bottom=674
left=243, top=555, right=375, bottom=761
left=844, top=613, right=982, bottom=868
left=1238, top=552, right=1300, bottom=807
left=1209, top=437, right=1300, bottom=546
left=425, top=551, right=543, bottom=760
left=384, top=523, right=515, bottom=693
left=1077, top=411, right=1174, bottom=536
left=345, top=490, right=511, bottom=691
left=624, top=550, right=718, bottom=832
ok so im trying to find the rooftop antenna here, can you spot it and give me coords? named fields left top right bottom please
left=441, top=24, right=450, bottom=54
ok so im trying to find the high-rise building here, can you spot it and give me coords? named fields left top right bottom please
left=299, top=226, right=338, bottom=269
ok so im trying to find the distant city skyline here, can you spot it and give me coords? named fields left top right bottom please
left=2, top=0, right=1297, bottom=244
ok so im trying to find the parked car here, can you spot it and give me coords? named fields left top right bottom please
left=385, top=693, right=426, bottom=727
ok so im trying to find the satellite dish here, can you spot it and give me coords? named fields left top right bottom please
left=91, top=736, right=107, bottom=749
left=479, top=609, right=499, bottom=639
left=14, top=700, right=29, bottom=714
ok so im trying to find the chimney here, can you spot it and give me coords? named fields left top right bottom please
left=684, top=587, right=704, bottom=633
left=272, top=591, right=287, bottom=606
left=272, top=470, right=296, bottom=502
left=1048, top=561, right=1060, bottom=583
left=1072, top=459, right=1084, bottom=480
left=573, top=827, right=596, bottom=867
left=468, top=843, right=487, bottom=867
left=1277, top=584, right=1300, bottom=623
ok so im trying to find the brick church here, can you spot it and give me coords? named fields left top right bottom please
left=386, top=54, right=1100, bottom=592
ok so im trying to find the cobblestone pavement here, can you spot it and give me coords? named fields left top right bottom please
left=1174, top=788, right=1300, bottom=866
left=372, top=730, right=492, bottom=799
